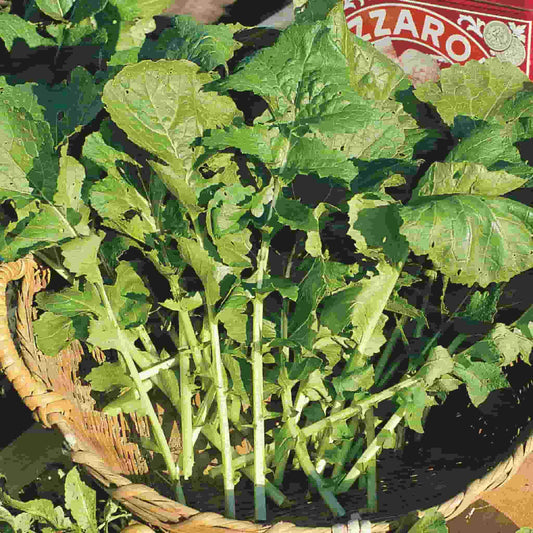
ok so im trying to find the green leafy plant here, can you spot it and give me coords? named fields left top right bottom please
left=0, top=0, right=532, bottom=524
left=0, top=467, right=131, bottom=533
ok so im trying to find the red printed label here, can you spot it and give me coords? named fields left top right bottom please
left=343, top=0, right=533, bottom=83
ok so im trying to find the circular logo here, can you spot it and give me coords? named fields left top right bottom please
left=483, top=20, right=512, bottom=52
left=497, top=37, right=527, bottom=66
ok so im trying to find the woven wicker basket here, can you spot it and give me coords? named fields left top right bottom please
left=1, top=254, right=532, bottom=533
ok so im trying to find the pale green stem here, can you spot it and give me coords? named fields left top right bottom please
left=210, top=376, right=420, bottom=480
left=335, top=407, right=406, bottom=495
left=448, top=333, right=468, bottom=355
left=414, top=269, right=437, bottom=338
left=178, top=313, right=194, bottom=479
left=192, top=386, right=216, bottom=446
left=374, top=315, right=408, bottom=384
left=364, top=407, right=377, bottom=512
left=201, top=425, right=290, bottom=507
left=288, top=419, right=345, bottom=517
left=251, top=245, right=268, bottom=521
left=94, top=281, right=185, bottom=503
left=207, top=304, right=235, bottom=518
left=329, top=255, right=408, bottom=478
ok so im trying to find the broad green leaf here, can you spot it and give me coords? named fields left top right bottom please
left=150, top=161, right=203, bottom=218
left=82, top=130, right=141, bottom=172
left=320, top=277, right=389, bottom=356
left=315, top=101, right=419, bottom=162
left=0, top=205, right=77, bottom=261
left=418, top=346, right=454, bottom=387
left=412, top=161, right=527, bottom=200
left=452, top=358, right=509, bottom=407
left=300, top=369, right=331, bottom=402
left=203, top=124, right=290, bottom=168
left=446, top=122, right=532, bottom=179
left=36, top=284, right=103, bottom=317
left=223, top=351, right=251, bottom=405
left=46, top=18, right=108, bottom=46
left=213, top=21, right=356, bottom=123
left=102, top=385, right=151, bottom=416
left=395, top=383, right=430, bottom=434
left=61, top=232, right=104, bottom=283
left=106, top=0, right=173, bottom=20
left=88, top=172, right=158, bottom=243
left=347, top=192, right=408, bottom=263
left=288, top=258, right=328, bottom=349
left=143, top=15, right=241, bottom=71
left=0, top=77, right=46, bottom=122
left=385, top=295, right=427, bottom=324
left=161, top=292, right=203, bottom=312
left=0, top=14, right=55, bottom=50
left=213, top=229, right=252, bottom=272
left=458, top=284, right=501, bottom=323
left=105, top=262, right=151, bottom=329
left=284, top=137, right=356, bottom=185
left=34, top=312, right=76, bottom=356
left=399, top=195, right=533, bottom=286
left=0, top=102, right=58, bottom=203
left=176, top=237, right=232, bottom=306
left=514, top=305, right=533, bottom=345
left=213, top=19, right=394, bottom=149
left=0, top=494, right=69, bottom=531
left=68, top=0, right=108, bottom=23
left=86, top=317, right=138, bottom=351
left=327, top=5, right=409, bottom=101
left=414, top=59, right=528, bottom=125
left=102, top=60, right=239, bottom=174
left=55, top=148, right=91, bottom=234
left=35, top=0, right=73, bottom=20
left=294, top=0, right=337, bottom=24
left=460, top=323, right=532, bottom=366
left=332, top=364, right=373, bottom=395
left=207, top=183, right=254, bottom=236
left=36, top=67, right=103, bottom=145
left=288, top=356, right=323, bottom=381
left=64, top=468, right=98, bottom=533
left=85, top=361, right=134, bottom=391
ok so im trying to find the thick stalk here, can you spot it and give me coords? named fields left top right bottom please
left=334, top=407, right=406, bottom=495
left=206, top=304, right=235, bottom=517
left=210, top=376, right=420, bottom=479
left=364, top=407, right=377, bottom=512
left=95, top=281, right=185, bottom=503
left=178, top=313, right=194, bottom=479
left=251, top=243, right=269, bottom=521
left=287, top=420, right=346, bottom=517
left=374, top=315, right=408, bottom=384
left=326, top=255, right=408, bottom=478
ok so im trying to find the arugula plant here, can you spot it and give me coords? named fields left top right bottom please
left=1, top=0, right=533, bottom=523
left=0, top=467, right=129, bottom=533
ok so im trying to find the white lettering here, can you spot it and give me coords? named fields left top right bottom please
left=369, top=9, right=391, bottom=37
left=421, top=16, right=445, bottom=47
left=393, top=9, right=419, bottom=38
left=347, top=15, right=371, bottom=40
left=344, top=0, right=354, bottom=10
left=446, top=34, right=471, bottom=62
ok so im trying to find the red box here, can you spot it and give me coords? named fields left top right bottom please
left=343, top=0, right=533, bottom=84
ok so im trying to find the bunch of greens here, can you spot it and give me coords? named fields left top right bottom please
left=1, top=0, right=532, bottom=524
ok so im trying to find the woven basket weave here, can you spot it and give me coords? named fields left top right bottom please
left=1, top=254, right=532, bottom=533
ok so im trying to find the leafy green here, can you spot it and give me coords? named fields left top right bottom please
left=0, top=0, right=532, bottom=521
left=414, top=59, right=529, bottom=125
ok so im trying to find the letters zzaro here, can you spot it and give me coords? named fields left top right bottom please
left=346, top=6, right=474, bottom=62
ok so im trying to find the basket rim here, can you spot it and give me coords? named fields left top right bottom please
left=1, top=254, right=532, bottom=533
